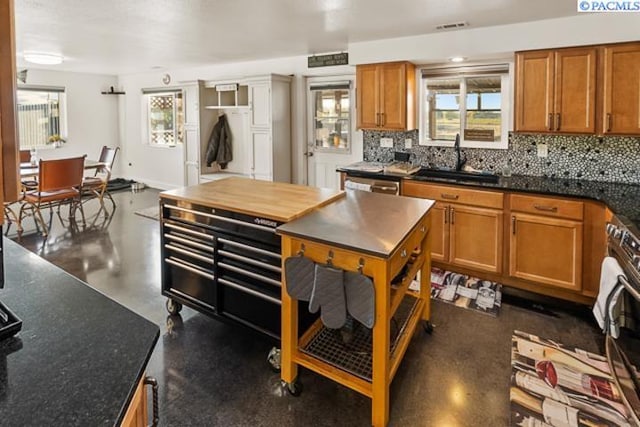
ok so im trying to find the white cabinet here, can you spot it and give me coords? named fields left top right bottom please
left=198, top=74, right=292, bottom=183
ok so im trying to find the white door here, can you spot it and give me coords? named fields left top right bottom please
left=306, top=76, right=362, bottom=190
left=251, top=130, right=272, bottom=181
left=183, top=85, right=200, bottom=186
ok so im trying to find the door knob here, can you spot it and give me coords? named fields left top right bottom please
left=304, top=152, right=314, bottom=157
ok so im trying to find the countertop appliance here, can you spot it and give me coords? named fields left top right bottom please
left=604, top=214, right=640, bottom=424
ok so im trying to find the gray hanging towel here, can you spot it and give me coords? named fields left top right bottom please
left=284, top=255, right=315, bottom=301
left=205, top=114, right=232, bottom=169
left=309, top=264, right=346, bottom=329
left=344, top=271, right=376, bottom=329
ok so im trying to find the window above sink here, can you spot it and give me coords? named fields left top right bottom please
left=419, top=63, right=513, bottom=150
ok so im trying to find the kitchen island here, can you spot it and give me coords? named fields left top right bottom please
left=278, top=190, right=434, bottom=427
left=0, top=238, right=159, bottom=426
left=159, top=177, right=344, bottom=341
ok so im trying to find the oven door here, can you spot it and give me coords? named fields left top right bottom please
left=343, top=176, right=399, bottom=195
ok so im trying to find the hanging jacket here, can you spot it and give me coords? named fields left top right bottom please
left=205, top=114, right=232, bottom=169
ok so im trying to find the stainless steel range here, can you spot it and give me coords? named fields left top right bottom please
left=605, top=215, right=640, bottom=424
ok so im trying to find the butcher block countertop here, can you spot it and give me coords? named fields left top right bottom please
left=160, top=177, right=345, bottom=222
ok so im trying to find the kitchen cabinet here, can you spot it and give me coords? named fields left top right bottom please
left=356, top=61, right=416, bottom=131
left=602, top=42, right=640, bottom=135
left=121, top=377, right=149, bottom=427
left=509, top=194, right=583, bottom=291
left=402, top=181, right=503, bottom=274
left=515, top=47, right=596, bottom=133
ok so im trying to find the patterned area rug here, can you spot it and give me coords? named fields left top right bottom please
left=511, top=331, right=633, bottom=426
left=410, top=268, right=502, bottom=317
left=134, top=206, right=159, bottom=221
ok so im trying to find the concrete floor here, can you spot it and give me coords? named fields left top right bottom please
left=10, top=188, right=608, bottom=426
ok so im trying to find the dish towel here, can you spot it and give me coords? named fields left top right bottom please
left=344, top=181, right=371, bottom=192
left=593, top=256, right=627, bottom=338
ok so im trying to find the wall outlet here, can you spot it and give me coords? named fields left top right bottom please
left=537, top=143, right=548, bottom=158
left=404, top=138, right=412, bottom=149
left=380, top=137, right=393, bottom=148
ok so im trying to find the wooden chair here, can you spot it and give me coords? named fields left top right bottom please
left=19, top=149, right=38, bottom=190
left=3, top=150, right=33, bottom=234
left=82, top=146, right=119, bottom=211
left=19, top=149, right=31, bottom=163
left=18, top=156, right=86, bottom=237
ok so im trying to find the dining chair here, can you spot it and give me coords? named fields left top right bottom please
left=82, top=146, right=119, bottom=211
left=19, top=149, right=38, bottom=190
left=18, top=156, right=86, bottom=237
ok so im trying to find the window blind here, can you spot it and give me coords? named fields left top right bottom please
left=421, top=64, right=509, bottom=79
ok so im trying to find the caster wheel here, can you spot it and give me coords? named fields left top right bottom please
left=267, top=347, right=281, bottom=373
left=282, top=379, right=303, bottom=397
left=423, top=321, right=434, bottom=335
left=166, top=298, right=182, bottom=315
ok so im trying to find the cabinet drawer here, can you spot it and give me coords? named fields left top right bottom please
left=510, top=194, right=583, bottom=221
left=403, top=181, right=503, bottom=209
left=389, top=214, right=430, bottom=278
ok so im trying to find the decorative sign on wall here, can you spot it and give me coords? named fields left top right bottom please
left=308, top=52, right=349, bottom=68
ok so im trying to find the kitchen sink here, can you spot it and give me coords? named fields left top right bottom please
left=413, top=167, right=500, bottom=184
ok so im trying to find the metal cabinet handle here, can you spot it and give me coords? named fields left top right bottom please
left=533, top=204, right=558, bottom=213
left=376, top=113, right=380, bottom=126
left=420, top=225, right=426, bottom=233
left=164, top=244, right=214, bottom=264
left=556, top=113, right=561, bottom=131
left=450, top=207, right=455, bottom=225
left=217, top=237, right=281, bottom=260
left=144, top=376, right=159, bottom=427
left=165, top=257, right=215, bottom=280
left=512, top=216, right=516, bottom=235
left=218, top=278, right=281, bottom=305
left=218, top=262, right=281, bottom=288
left=444, top=206, right=448, bottom=225
left=607, top=113, right=612, bottom=132
left=401, top=249, right=407, bottom=258
left=548, top=113, right=553, bottom=131
left=441, top=193, right=459, bottom=200
left=381, top=112, right=385, bottom=126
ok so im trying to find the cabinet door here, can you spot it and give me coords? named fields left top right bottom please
left=449, top=205, right=503, bottom=274
left=249, top=82, right=271, bottom=128
left=515, top=51, right=554, bottom=132
left=120, top=377, right=148, bottom=427
left=509, top=212, right=583, bottom=291
left=429, top=203, right=449, bottom=263
left=603, top=43, right=640, bottom=135
left=554, top=47, right=596, bottom=133
left=251, top=130, right=272, bottom=181
left=356, top=64, right=380, bottom=129
left=379, top=62, right=407, bottom=130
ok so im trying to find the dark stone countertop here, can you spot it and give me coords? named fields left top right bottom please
left=406, top=174, right=640, bottom=233
left=0, top=238, right=159, bottom=426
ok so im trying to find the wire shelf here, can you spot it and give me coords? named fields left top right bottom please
left=299, top=294, right=420, bottom=382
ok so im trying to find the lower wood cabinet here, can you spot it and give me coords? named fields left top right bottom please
left=509, top=212, right=583, bottom=291
left=121, top=377, right=148, bottom=427
left=403, top=181, right=503, bottom=274
left=402, top=181, right=602, bottom=303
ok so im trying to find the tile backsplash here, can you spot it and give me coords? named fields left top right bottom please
left=363, top=130, right=640, bottom=185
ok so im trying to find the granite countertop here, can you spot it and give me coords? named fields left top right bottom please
left=276, top=190, right=434, bottom=257
left=340, top=165, right=640, bottom=232
left=0, top=239, right=159, bottom=426
left=406, top=173, right=640, bottom=232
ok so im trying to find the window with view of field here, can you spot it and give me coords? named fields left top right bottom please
left=421, top=68, right=510, bottom=149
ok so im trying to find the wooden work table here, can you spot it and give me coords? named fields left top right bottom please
left=277, top=190, right=435, bottom=427
left=160, top=177, right=344, bottom=222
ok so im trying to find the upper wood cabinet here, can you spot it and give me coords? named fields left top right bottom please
left=515, top=47, right=596, bottom=133
left=356, top=61, right=416, bottom=131
left=602, top=42, right=640, bottom=135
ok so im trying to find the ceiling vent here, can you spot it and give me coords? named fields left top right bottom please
left=436, top=21, right=468, bottom=31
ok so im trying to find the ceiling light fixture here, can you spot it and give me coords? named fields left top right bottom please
left=23, top=52, right=64, bottom=65
left=450, top=56, right=466, bottom=63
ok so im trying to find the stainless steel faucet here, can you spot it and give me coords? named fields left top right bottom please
left=454, top=133, right=466, bottom=171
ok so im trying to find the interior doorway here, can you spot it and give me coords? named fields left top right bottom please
left=305, top=75, right=362, bottom=189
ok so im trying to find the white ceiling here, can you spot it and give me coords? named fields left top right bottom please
left=15, top=0, right=580, bottom=75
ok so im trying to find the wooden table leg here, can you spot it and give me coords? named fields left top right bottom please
left=280, top=237, right=298, bottom=384
left=371, top=264, right=390, bottom=427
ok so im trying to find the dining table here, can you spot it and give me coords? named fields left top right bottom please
left=20, top=159, right=108, bottom=178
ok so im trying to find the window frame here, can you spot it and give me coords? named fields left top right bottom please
left=16, top=85, right=67, bottom=150
left=419, top=63, right=513, bottom=150
left=142, top=88, right=184, bottom=148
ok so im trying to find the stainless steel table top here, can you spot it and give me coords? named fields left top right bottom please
left=276, top=189, right=434, bottom=258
